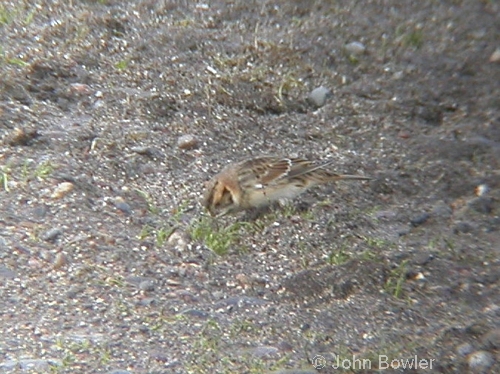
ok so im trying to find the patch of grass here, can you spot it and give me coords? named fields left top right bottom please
left=260, top=202, right=315, bottom=224
left=0, top=3, right=37, bottom=26
left=385, top=260, right=408, bottom=299
left=137, top=224, right=153, bottom=240
left=359, top=249, right=379, bottom=262
left=403, top=30, right=424, bottom=48
left=0, top=166, right=9, bottom=191
left=190, top=217, right=250, bottom=255
left=184, top=316, right=291, bottom=373
left=396, top=24, right=424, bottom=49
left=155, top=225, right=175, bottom=247
left=229, top=318, right=257, bottom=338
left=135, top=189, right=159, bottom=214
left=54, top=336, right=111, bottom=370
left=328, top=246, right=351, bottom=265
left=21, top=159, right=31, bottom=183
left=99, top=346, right=111, bottom=365
left=2, top=159, right=55, bottom=187
left=16, top=159, right=50, bottom=183
left=208, top=36, right=308, bottom=112
left=134, top=196, right=189, bottom=247
left=0, top=4, right=14, bottom=25
left=173, top=17, right=195, bottom=27
left=442, top=236, right=455, bottom=251
left=170, top=199, right=191, bottom=222
left=190, top=319, right=223, bottom=359
left=364, top=236, right=395, bottom=250
left=115, top=59, right=129, bottom=70
left=158, top=199, right=193, bottom=246
left=277, top=73, right=302, bottom=103
left=5, top=57, right=29, bottom=66
left=299, top=253, right=310, bottom=269
left=427, top=234, right=454, bottom=253
left=366, top=205, right=383, bottom=218
left=60, top=349, right=76, bottom=368
left=24, top=8, right=36, bottom=25
left=348, top=54, right=360, bottom=64
left=106, top=276, right=125, bottom=287
left=34, top=160, right=54, bottom=179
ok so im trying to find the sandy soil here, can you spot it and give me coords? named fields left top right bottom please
left=1, top=0, right=499, bottom=373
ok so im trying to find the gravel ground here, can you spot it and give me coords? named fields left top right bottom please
left=1, top=0, right=499, bottom=373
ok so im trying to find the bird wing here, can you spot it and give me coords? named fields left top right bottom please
left=239, top=157, right=292, bottom=185
left=285, top=158, right=335, bottom=179
left=250, top=157, right=334, bottom=185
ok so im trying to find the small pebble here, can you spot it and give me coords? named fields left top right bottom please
left=467, top=350, right=494, bottom=372
left=205, top=65, right=218, bottom=75
left=456, top=342, right=474, bottom=356
left=431, top=202, right=452, bottom=219
left=125, top=276, right=155, bottom=288
left=397, top=226, right=411, bottom=236
left=481, top=329, right=500, bottom=350
left=167, top=231, right=189, bottom=252
left=277, top=341, right=293, bottom=351
left=66, top=286, right=84, bottom=299
left=132, top=146, right=164, bottom=159
left=235, top=273, right=251, bottom=287
left=369, top=179, right=393, bottom=194
left=475, top=184, right=488, bottom=196
left=393, top=71, right=405, bottom=80
left=300, top=323, right=311, bottom=331
left=6, top=127, right=39, bottom=146
left=248, top=346, right=279, bottom=358
left=374, top=210, right=398, bottom=219
left=0, top=358, right=62, bottom=371
left=115, top=201, right=132, bottom=216
left=166, top=278, right=181, bottom=286
left=114, top=197, right=132, bottom=215
left=69, top=83, right=92, bottom=95
left=307, top=86, right=332, bottom=108
left=412, top=251, right=434, bottom=266
left=410, top=212, right=430, bottom=227
left=41, top=228, right=63, bottom=243
left=0, top=236, right=6, bottom=253
left=137, top=297, right=156, bottom=306
left=53, top=253, right=68, bottom=270
left=489, top=48, right=500, bottom=63
left=177, top=134, right=198, bottom=150
left=487, top=216, right=500, bottom=232
left=0, top=265, right=16, bottom=279
left=32, top=204, right=49, bottom=219
left=179, top=309, right=210, bottom=319
left=51, top=182, right=74, bottom=199
left=468, top=196, right=493, bottom=214
left=139, top=280, right=156, bottom=292
left=465, top=322, right=489, bottom=336
left=453, top=221, right=475, bottom=234
left=345, top=41, right=366, bottom=55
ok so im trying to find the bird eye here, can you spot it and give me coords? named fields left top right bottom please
left=217, top=189, right=233, bottom=207
left=212, top=188, right=232, bottom=208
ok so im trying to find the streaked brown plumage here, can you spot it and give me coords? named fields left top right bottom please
left=203, top=156, right=370, bottom=217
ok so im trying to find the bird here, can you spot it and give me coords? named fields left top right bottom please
left=202, top=156, right=371, bottom=217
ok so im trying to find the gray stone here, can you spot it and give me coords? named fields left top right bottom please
left=345, top=41, right=366, bottom=55
left=307, top=86, right=332, bottom=108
